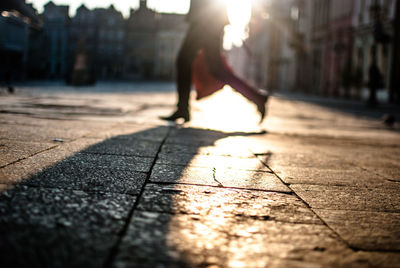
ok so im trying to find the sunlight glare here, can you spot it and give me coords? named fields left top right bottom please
left=189, top=86, right=263, bottom=133
left=223, top=0, right=252, bottom=50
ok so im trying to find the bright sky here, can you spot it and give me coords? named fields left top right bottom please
left=28, top=0, right=191, bottom=17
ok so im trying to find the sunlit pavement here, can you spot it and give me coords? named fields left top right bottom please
left=0, top=82, right=400, bottom=267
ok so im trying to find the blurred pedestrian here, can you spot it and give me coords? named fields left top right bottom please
left=161, top=0, right=268, bottom=123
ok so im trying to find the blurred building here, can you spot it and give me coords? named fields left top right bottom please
left=0, top=7, right=31, bottom=81
left=94, top=5, right=125, bottom=79
left=42, top=1, right=70, bottom=79
left=241, top=0, right=297, bottom=92
left=68, top=4, right=96, bottom=83
left=352, top=0, right=396, bottom=100
left=124, top=0, right=158, bottom=79
left=154, top=13, right=186, bottom=79
left=325, top=0, right=354, bottom=97
left=124, top=0, right=186, bottom=79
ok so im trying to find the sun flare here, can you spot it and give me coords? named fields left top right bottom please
left=223, top=0, right=253, bottom=50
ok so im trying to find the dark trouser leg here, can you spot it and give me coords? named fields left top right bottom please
left=176, top=26, right=202, bottom=112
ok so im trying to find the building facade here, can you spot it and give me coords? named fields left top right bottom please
left=352, top=0, right=396, bottom=100
left=42, top=1, right=70, bottom=79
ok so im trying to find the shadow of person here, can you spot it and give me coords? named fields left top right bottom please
left=0, top=126, right=272, bottom=267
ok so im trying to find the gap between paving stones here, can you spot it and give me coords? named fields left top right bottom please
left=258, top=156, right=355, bottom=250
left=103, top=126, right=172, bottom=267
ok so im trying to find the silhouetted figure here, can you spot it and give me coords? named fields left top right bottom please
left=161, top=0, right=268, bottom=123
left=368, top=46, right=383, bottom=107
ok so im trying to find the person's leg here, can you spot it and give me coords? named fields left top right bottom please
left=203, top=29, right=269, bottom=121
left=161, top=25, right=202, bottom=122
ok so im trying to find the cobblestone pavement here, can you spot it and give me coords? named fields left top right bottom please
left=0, top=83, right=400, bottom=267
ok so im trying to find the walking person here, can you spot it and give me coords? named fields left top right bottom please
left=161, top=0, right=268, bottom=123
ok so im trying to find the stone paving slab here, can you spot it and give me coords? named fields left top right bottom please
left=1, top=88, right=400, bottom=267
left=24, top=162, right=147, bottom=195
left=114, top=210, right=357, bottom=267
left=314, top=209, right=400, bottom=251
left=150, top=164, right=289, bottom=192
left=150, top=163, right=214, bottom=185
left=0, top=139, right=56, bottom=167
left=160, top=142, right=255, bottom=158
left=138, top=184, right=318, bottom=224
left=85, top=124, right=169, bottom=142
left=259, top=152, right=356, bottom=170
left=157, top=153, right=270, bottom=172
left=274, top=166, right=395, bottom=188
left=291, top=184, right=400, bottom=212
left=84, top=137, right=161, bottom=157
left=166, top=127, right=229, bottom=146
left=0, top=123, right=89, bottom=143
left=0, top=185, right=136, bottom=267
left=0, top=147, right=77, bottom=184
left=65, top=153, right=154, bottom=173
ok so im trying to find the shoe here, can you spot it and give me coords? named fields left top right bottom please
left=160, top=109, right=190, bottom=122
left=256, top=90, right=269, bottom=123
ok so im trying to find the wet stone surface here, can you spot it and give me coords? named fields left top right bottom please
left=0, top=186, right=136, bottom=267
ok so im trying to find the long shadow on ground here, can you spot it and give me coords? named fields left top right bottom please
left=0, top=126, right=278, bottom=267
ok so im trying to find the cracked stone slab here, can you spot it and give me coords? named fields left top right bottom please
left=274, top=167, right=396, bottom=188
left=0, top=186, right=136, bottom=267
left=214, top=168, right=290, bottom=192
left=313, top=209, right=400, bottom=251
left=24, top=160, right=147, bottom=195
left=84, top=138, right=161, bottom=157
left=150, top=164, right=289, bottom=192
left=138, top=184, right=319, bottom=224
left=157, top=153, right=269, bottom=172
left=114, top=210, right=356, bottom=267
left=160, top=143, right=255, bottom=158
left=292, top=184, right=400, bottom=212
left=0, top=139, right=56, bottom=167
